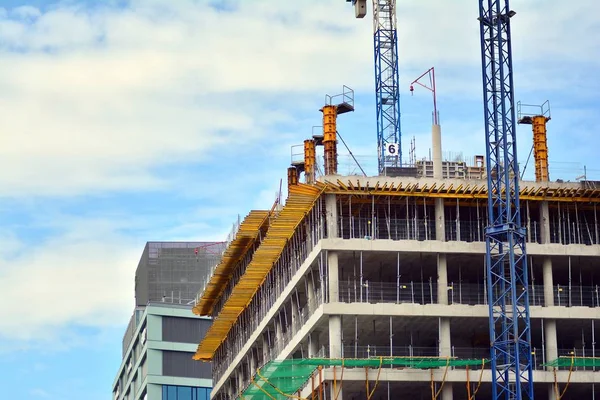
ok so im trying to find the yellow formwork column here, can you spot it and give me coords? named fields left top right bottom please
left=287, top=166, right=298, bottom=188
left=532, top=115, right=550, bottom=182
left=322, top=105, right=337, bottom=175
left=304, top=139, right=316, bottom=184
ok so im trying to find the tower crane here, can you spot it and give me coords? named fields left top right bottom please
left=346, top=0, right=401, bottom=174
left=478, top=1, right=534, bottom=399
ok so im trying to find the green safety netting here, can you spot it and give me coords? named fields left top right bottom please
left=544, top=356, right=600, bottom=368
left=239, top=357, right=489, bottom=399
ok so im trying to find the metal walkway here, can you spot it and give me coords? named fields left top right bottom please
left=194, top=183, right=325, bottom=361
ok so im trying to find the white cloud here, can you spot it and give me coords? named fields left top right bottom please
left=0, top=0, right=595, bottom=196
left=0, top=0, right=598, bottom=352
left=0, top=219, right=140, bottom=343
left=29, top=388, right=50, bottom=398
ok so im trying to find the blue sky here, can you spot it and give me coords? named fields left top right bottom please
left=0, top=0, right=598, bottom=398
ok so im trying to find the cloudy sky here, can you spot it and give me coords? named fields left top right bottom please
left=0, top=0, right=598, bottom=398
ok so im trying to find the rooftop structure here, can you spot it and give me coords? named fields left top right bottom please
left=134, top=241, right=226, bottom=308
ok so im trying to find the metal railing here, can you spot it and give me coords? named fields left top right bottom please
left=339, top=280, right=437, bottom=305
left=338, top=280, right=600, bottom=309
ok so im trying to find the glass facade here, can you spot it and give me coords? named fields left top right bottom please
left=162, top=385, right=211, bottom=400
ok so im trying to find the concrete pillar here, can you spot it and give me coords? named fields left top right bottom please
left=439, top=318, right=451, bottom=357
left=307, top=276, right=316, bottom=313
left=237, top=369, right=244, bottom=395
left=308, top=332, right=319, bottom=358
left=326, top=194, right=338, bottom=238
left=249, top=352, right=256, bottom=378
left=328, top=252, right=339, bottom=303
left=548, top=384, right=558, bottom=400
left=432, top=124, right=443, bottom=179
left=227, top=379, right=235, bottom=400
left=437, top=254, right=448, bottom=305
left=435, top=198, right=446, bottom=241
left=262, top=334, right=269, bottom=363
left=436, top=194, right=450, bottom=400
left=329, top=316, right=342, bottom=358
left=543, top=257, right=554, bottom=307
left=439, top=317, right=453, bottom=400
left=435, top=197, right=448, bottom=305
left=291, top=295, right=299, bottom=332
left=275, top=319, right=283, bottom=354
left=329, top=315, right=342, bottom=399
left=540, top=201, right=551, bottom=244
left=545, top=317, right=558, bottom=400
left=441, top=384, right=453, bottom=400
left=545, top=319, right=558, bottom=370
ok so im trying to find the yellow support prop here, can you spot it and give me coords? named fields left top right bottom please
left=288, top=166, right=298, bottom=188
left=532, top=115, right=550, bottom=182
left=304, top=139, right=316, bottom=184
left=322, top=105, right=337, bottom=175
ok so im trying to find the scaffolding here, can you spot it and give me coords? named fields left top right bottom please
left=239, top=357, right=488, bottom=400
left=194, top=183, right=327, bottom=361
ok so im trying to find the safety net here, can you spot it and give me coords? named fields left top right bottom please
left=239, top=357, right=489, bottom=399
left=545, top=356, right=600, bottom=368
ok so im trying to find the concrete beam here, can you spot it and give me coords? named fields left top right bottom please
left=321, top=302, right=600, bottom=321
left=320, top=238, right=600, bottom=257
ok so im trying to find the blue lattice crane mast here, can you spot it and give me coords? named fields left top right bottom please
left=478, top=1, right=534, bottom=399
left=346, top=0, right=402, bottom=173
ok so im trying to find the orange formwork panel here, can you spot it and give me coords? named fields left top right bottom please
left=532, top=115, right=550, bottom=182
left=192, top=210, right=271, bottom=317
left=194, top=183, right=326, bottom=361
left=322, top=105, right=337, bottom=175
left=304, top=139, right=316, bottom=184
left=321, top=178, right=600, bottom=203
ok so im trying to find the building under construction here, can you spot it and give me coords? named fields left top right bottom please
left=189, top=2, right=600, bottom=400
left=189, top=92, right=600, bottom=399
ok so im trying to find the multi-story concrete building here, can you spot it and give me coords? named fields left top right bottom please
left=192, top=175, right=600, bottom=400
left=113, top=242, right=225, bottom=400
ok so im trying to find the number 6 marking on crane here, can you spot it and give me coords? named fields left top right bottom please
left=387, top=143, right=399, bottom=156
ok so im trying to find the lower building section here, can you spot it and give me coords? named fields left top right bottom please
left=113, top=304, right=213, bottom=400
left=162, top=385, right=211, bottom=400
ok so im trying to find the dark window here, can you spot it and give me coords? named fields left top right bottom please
left=163, top=351, right=212, bottom=379
left=162, top=385, right=211, bottom=400
left=162, top=317, right=211, bottom=344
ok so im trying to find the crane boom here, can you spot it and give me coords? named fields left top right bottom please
left=347, top=0, right=402, bottom=173
left=478, top=1, right=534, bottom=399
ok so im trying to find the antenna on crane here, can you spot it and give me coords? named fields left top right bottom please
left=410, top=67, right=443, bottom=179
left=409, top=67, right=438, bottom=125
left=346, top=0, right=402, bottom=175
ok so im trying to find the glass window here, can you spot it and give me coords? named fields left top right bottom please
left=162, top=385, right=211, bottom=400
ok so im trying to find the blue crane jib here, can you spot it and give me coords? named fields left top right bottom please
left=478, top=1, right=534, bottom=399
left=347, top=0, right=402, bottom=174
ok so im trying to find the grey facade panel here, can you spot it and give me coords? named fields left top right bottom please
left=162, top=316, right=211, bottom=344
left=135, top=243, right=150, bottom=307
left=122, top=313, right=136, bottom=357
left=135, top=242, right=226, bottom=307
left=122, top=307, right=145, bottom=357
left=163, top=351, right=212, bottom=379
